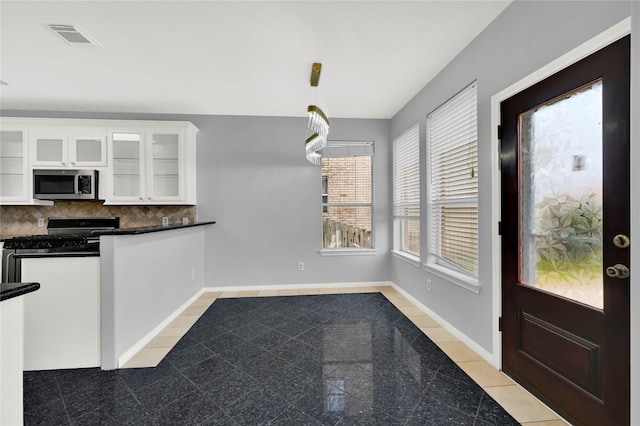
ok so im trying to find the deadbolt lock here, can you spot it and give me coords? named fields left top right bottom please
left=606, top=264, right=630, bottom=279
left=613, top=234, right=630, bottom=249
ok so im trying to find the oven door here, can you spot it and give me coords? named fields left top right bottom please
left=2, top=248, right=100, bottom=283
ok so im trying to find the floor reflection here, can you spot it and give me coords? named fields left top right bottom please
left=322, top=322, right=373, bottom=415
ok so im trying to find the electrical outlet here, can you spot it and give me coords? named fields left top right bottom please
left=162, top=217, right=169, bottom=226
left=426, top=279, right=432, bottom=291
left=298, top=262, right=304, bottom=271
left=37, top=218, right=45, bottom=228
left=183, top=217, right=189, bottom=225
left=191, top=269, right=196, bottom=280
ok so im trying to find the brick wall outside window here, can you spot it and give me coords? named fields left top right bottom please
left=322, top=156, right=372, bottom=248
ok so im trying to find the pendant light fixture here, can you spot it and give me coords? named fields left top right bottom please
left=305, top=62, right=329, bottom=165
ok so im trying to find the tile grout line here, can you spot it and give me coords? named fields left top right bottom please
left=53, top=374, right=73, bottom=426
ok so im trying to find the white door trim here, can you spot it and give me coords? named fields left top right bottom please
left=489, top=17, right=631, bottom=370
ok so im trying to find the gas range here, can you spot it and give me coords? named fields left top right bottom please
left=2, top=217, right=120, bottom=283
left=3, top=217, right=120, bottom=249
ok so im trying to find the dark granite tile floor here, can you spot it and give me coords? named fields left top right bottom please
left=23, top=293, right=520, bottom=425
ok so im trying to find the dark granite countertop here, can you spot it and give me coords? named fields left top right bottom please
left=0, top=282, right=40, bottom=302
left=93, top=221, right=216, bottom=236
left=1, top=221, right=216, bottom=242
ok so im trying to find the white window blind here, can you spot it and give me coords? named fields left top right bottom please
left=322, top=140, right=374, bottom=158
left=427, top=82, right=478, bottom=277
left=393, top=123, right=420, bottom=255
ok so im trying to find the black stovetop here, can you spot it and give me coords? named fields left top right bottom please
left=3, top=234, right=91, bottom=250
left=3, top=217, right=119, bottom=250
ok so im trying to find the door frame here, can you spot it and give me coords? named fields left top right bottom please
left=488, top=15, right=636, bottom=419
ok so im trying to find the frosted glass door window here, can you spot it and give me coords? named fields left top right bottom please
left=112, top=133, right=142, bottom=197
left=151, top=133, right=179, bottom=198
left=0, top=130, right=26, bottom=198
left=519, top=80, right=603, bottom=309
left=75, top=138, right=103, bottom=163
left=36, top=138, right=64, bottom=163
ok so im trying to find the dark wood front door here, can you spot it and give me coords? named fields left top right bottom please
left=501, top=35, right=630, bottom=426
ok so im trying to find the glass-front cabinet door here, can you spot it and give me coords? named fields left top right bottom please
left=69, top=134, right=107, bottom=167
left=110, top=131, right=145, bottom=202
left=148, top=132, right=181, bottom=202
left=30, top=128, right=107, bottom=168
left=0, top=128, right=29, bottom=202
left=30, top=131, right=68, bottom=167
left=105, top=122, right=196, bottom=205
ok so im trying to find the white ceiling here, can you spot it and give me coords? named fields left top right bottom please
left=0, top=1, right=511, bottom=119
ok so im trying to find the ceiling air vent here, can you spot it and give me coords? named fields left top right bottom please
left=48, top=24, right=99, bottom=46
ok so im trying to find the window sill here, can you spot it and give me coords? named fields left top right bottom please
left=423, top=263, right=480, bottom=294
left=320, top=249, right=378, bottom=256
left=391, top=250, right=421, bottom=267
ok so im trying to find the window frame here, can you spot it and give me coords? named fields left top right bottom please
left=320, top=140, right=376, bottom=255
left=425, top=81, right=479, bottom=292
left=321, top=175, right=328, bottom=213
left=392, top=122, right=421, bottom=263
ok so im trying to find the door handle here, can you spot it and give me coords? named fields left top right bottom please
left=605, top=264, right=630, bottom=279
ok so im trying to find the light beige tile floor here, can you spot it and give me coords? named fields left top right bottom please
left=121, top=292, right=218, bottom=369
left=485, top=385, right=563, bottom=424
left=121, top=285, right=567, bottom=425
left=420, top=326, right=458, bottom=343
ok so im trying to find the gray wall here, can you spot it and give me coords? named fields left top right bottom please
left=1, top=110, right=392, bottom=287
left=195, top=115, right=391, bottom=287
left=389, top=1, right=633, bottom=354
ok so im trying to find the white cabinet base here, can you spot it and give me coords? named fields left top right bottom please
left=0, top=297, right=25, bottom=426
left=21, top=257, right=101, bottom=370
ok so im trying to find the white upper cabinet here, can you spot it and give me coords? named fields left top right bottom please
left=105, top=122, right=198, bottom=205
left=30, top=127, right=107, bottom=168
left=0, top=127, right=30, bottom=203
left=0, top=118, right=198, bottom=206
left=109, top=131, right=145, bottom=202
left=72, top=135, right=107, bottom=167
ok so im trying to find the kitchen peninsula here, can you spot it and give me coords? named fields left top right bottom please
left=1, top=221, right=215, bottom=372
left=99, top=221, right=215, bottom=369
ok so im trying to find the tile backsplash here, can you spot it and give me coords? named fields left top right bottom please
left=0, top=202, right=197, bottom=237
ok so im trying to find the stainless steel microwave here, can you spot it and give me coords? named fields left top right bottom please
left=33, top=169, right=98, bottom=201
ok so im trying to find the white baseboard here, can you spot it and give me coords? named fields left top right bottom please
left=117, top=288, right=205, bottom=368
left=203, top=281, right=393, bottom=293
left=389, top=282, right=497, bottom=367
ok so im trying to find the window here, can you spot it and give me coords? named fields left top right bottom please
left=321, top=140, right=374, bottom=249
left=427, top=82, right=478, bottom=278
left=393, top=123, right=420, bottom=257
